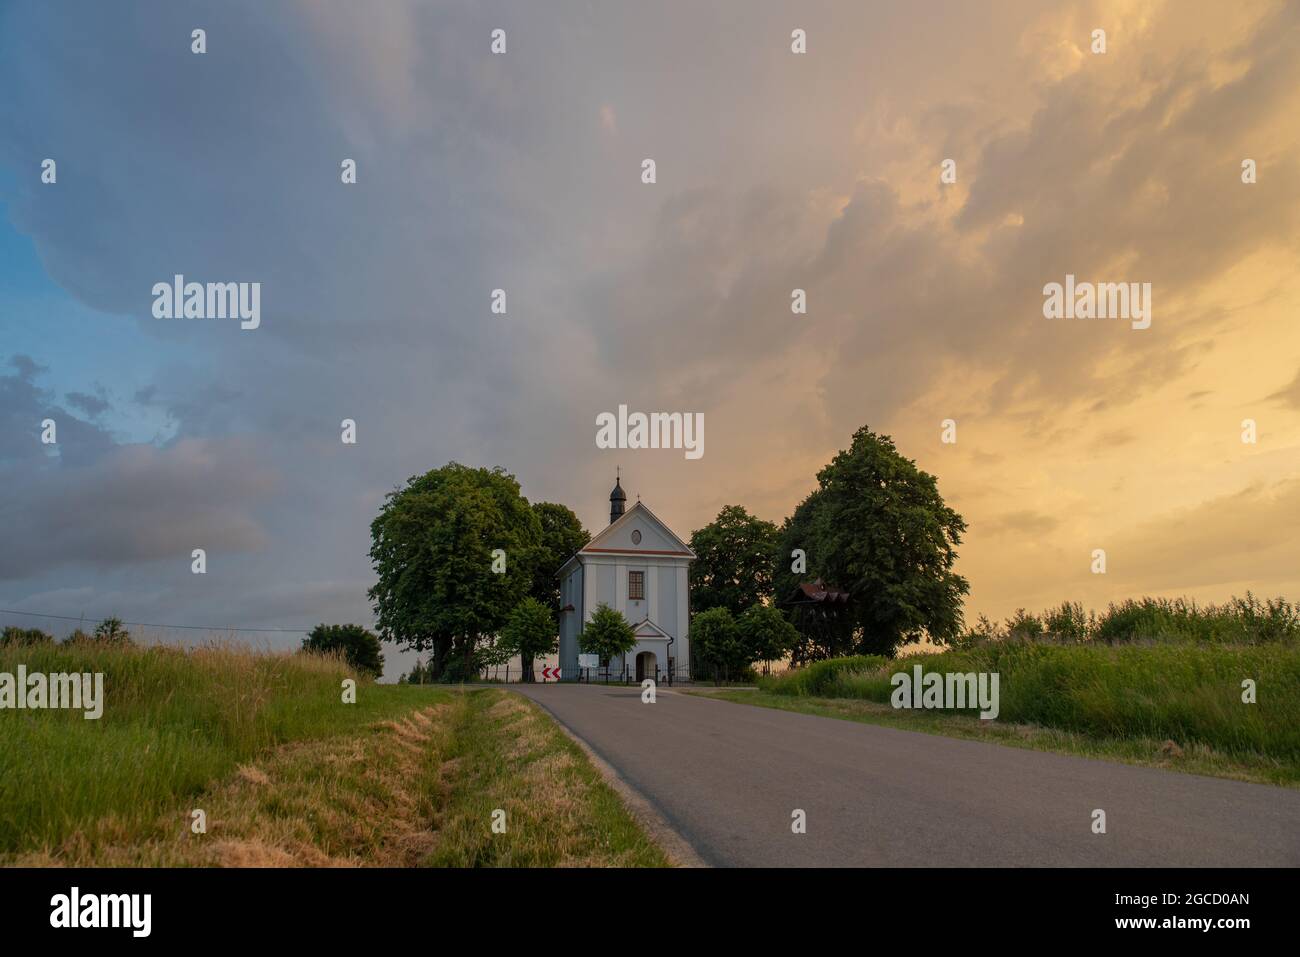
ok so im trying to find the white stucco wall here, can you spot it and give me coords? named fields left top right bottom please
left=556, top=504, right=693, bottom=677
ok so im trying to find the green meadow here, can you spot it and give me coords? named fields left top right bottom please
left=704, top=596, right=1300, bottom=786
left=0, top=641, right=664, bottom=865
left=0, top=641, right=431, bottom=856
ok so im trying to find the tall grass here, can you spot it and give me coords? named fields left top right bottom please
left=960, top=593, right=1300, bottom=646
left=0, top=641, right=427, bottom=856
left=760, top=641, right=1300, bottom=763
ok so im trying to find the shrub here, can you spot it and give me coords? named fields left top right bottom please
left=758, top=655, right=891, bottom=696
left=691, top=607, right=747, bottom=679
left=301, top=623, right=385, bottom=678
left=735, top=605, right=799, bottom=671
left=580, top=603, right=637, bottom=664
left=950, top=593, right=1299, bottom=647
left=91, top=617, right=133, bottom=645
left=1, top=626, right=54, bottom=646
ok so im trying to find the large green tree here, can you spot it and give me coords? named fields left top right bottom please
left=302, top=623, right=385, bottom=679
left=368, top=463, right=542, bottom=680
left=771, top=489, right=856, bottom=664
left=689, top=505, right=780, bottom=617
left=774, top=426, right=969, bottom=657
left=497, top=597, right=558, bottom=683
left=529, top=502, right=590, bottom=615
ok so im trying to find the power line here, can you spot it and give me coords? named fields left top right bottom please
left=0, top=608, right=311, bottom=634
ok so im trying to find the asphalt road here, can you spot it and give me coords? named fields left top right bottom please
left=508, top=683, right=1300, bottom=867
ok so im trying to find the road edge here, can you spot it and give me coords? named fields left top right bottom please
left=508, top=688, right=711, bottom=868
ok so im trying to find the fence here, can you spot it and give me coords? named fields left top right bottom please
left=478, top=664, right=685, bottom=685
left=476, top=664, right=755, bottom=686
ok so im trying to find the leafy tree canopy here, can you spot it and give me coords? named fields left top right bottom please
left=1, top=626, right=54, bottom=646
left=368, top=462, right=542, bottom=677
left=690, top=606, right=748, bottom=676
left=302, top=623, right=385, bottom=679
left=91, top=617, right=133, bottom=645
left=774, top=426, right=969, bottom=657
left=736, top=604, right=799, bottom=666
left=529, top=502, right=590, bottom=614
left=579, top=603, right=636, bottom=663
left=689, top=505, right=780, bottom=617
left=497, top=596, right=559, bottom=681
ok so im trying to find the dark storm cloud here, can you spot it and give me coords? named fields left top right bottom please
left=578, top=0, right=1300, bottom=441
left=0, top=0, right=555, bottom=450
left=0, top=356, right=277, bottom=582
left=64, top=390, right=109, bottom=418
left=8, top=354, right=45, bottom=379
left=0, top=357, right=116, bottom=467
left=0, top=436, right=277, bottom=581
left=1, top=0, right=1297, bottom=664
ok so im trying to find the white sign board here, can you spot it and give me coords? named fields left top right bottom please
left=578, top=654, right=599, bottom=669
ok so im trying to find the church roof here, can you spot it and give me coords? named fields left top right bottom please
left=628, top=616, right=673, bottom=640
left=583, top=501, right=694, bottom=555
left=554, top=500, right=695, bottom=577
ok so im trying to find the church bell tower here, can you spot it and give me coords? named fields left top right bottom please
left=609, top=470, right=626, bottom=525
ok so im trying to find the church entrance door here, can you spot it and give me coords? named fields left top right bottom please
left=635, top=651, right=656, bottom=682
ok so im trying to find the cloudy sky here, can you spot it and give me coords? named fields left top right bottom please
left=2, top=0, right=1297, bottom=677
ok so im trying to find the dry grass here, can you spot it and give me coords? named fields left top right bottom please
left=12, top=704, right=451, bottom=867
left=0, top=640, right=444, bottom=855
left=422, top=690, right=669, bottom=867
left=8, top=687, right=668, bottom=868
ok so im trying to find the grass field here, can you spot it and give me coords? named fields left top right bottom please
left=0, top=642, right=666, bottom=866
left=695, top=640, right=1300, bottom=787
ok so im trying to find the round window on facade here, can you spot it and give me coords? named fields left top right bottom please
left=631, top=529, right=642, bottom=544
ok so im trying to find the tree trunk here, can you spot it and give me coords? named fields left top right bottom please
left=462, top=632, right=477, bottom=676
left=432, top=639, right=451, bottom=681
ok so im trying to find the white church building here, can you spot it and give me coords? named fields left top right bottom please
left=556, top=476, right=695, bottom=681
